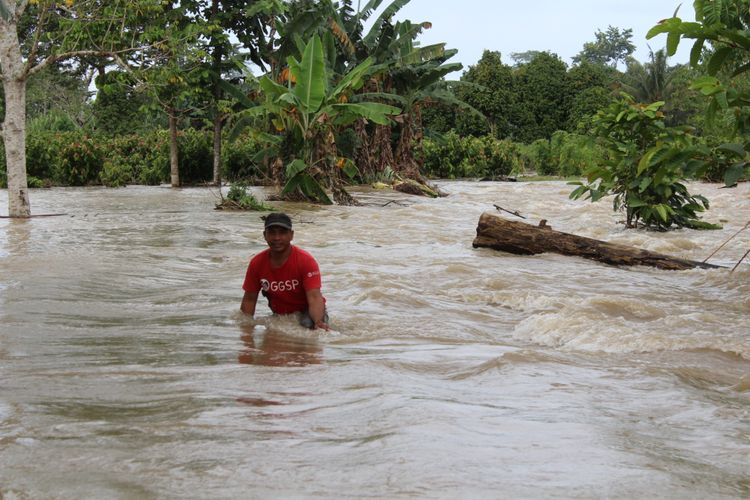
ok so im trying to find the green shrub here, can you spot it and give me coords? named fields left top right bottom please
left=27, top=176, right=46, bottom=188
left=223, top=132, right=263, bottom=181
left=26, top=132, right=60, bottom=180
left=423, top=132, right=519, bottom=179
left=177, top=128, right=213, bottom=184
left=51, top=132, right=105, bottom=185
left=225, top=182, right=272, bottom=210
left=528, top=139, right=554, bottom=175
left=107, top=132, right=169, bottom=185
left=549, top=131, right=604, bottom=177
left=570, top=96, right=719, bottom=230
left=99, top=158, right=133, bottom=187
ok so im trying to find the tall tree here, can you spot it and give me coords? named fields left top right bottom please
left=0, top=0, right=161, bottom=217
left=510, top=50, right=544, bottom=67
left=573, top=25, right=636, bottom=68
left=456, top=50, right=514, bottom=138
left=181, top=0, right=282, bottom=187
left=133, top=2, right=208, bottom=187
left=514, top=51, right=571, bottom=142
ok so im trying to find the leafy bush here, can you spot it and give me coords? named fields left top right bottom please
left=222, top=132, right=264, bottom=181
left=422, top=132, right=519, bottom=178
left=99, top=158, right=133, bottom=187
left=225, top=182, right=272, bottom=210
left=520, top=133, right=603, bottom=177
left=549, top=131, right=604, bottom=177
left=51, top=132, right=105, bottom=185
left=176, top=128, right=213, bottom=184
left=26, top=132, right=63, bottom=180
left=523, top=139, right=553, bottom=175
left=570, top=95, right=719, bottom=230
left=107, top=132, right=169, bottom=185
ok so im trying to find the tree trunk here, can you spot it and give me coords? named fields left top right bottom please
left=0, top=19, right=31, bottom=217
left=212, top=116, right=222, bottom=186
left=353, top=118, right=374, bottom=181
left=395, top=111, right=421, bottom=180
left=168, top=111, right=180, bottom=187
left=210, top=0, right=222, bottom=187
left=473, top=212, right=721, bottom=271
left=372, top=124, right=394, bottom=175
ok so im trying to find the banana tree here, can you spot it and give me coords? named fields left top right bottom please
left=232, top=33, right=400, bottom=204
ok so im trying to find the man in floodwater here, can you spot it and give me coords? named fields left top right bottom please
left=240, top=212, right=330, bottom=330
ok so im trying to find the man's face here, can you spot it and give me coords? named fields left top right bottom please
left=263, top=226, right=293, bottom=253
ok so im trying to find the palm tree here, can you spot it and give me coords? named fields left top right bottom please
left=622, top=48, right=673, bottom=104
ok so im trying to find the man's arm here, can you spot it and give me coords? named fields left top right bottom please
left=305, top=288, right=329, bottom=330
left=240, top=290, right=259, bottom=316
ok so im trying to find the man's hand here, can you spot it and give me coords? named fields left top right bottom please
left=240, top=291, right=259, bottom=316
left=306, top=288, right=328, bottom=330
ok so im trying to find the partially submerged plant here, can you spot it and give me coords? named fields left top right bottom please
left=570, top=94, right=721, bottom=230
left=219, top=183, right=272, bottom=211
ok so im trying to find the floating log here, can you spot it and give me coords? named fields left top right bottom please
left=472, top=212, right=721, bottom=270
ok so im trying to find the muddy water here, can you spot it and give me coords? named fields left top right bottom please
left=1, top=181, right=749, bottom=498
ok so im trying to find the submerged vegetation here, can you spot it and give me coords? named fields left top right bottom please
left=216, top=183, right=272, bottom=211
left=570, top=95, right=720, bottom=230
left=1, top=0, right=749, bottom=226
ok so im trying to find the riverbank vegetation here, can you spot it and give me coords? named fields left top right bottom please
left=1, top=0, right=749, bottom=228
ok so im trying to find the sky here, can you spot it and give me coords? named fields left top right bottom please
left=388, top=0, right=693, bottom=74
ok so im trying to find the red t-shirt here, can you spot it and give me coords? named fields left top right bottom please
left=242, top=245, right=325, bottom=314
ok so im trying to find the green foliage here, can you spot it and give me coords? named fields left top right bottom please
left=281, top=159, right=334, bottom=204
left=233, top=33, right=399, bottom=202
left=99, top=158, right=133, bottom=188
left=520, top=133, right=604, bottom=176
left=573, top=26, right=636, bottom=68
left=523, top=139, right=553, bottom=175
left=25, top=66, right=90, bottom=126
left=91, top=71, right=165, bottom=135
left=25, top=132, right=60, bottom=180
left=621, top=49, right=674, bottom=105
left=568, top=86, right=615, bottom=132
left=455, top=50, right=514, bottom=138
left=222, top=132, right=264, bottom=181
left=176, top=129, right=214, bottom=183
left=52, top=133, right=105, bottom=186
left=422, top=131, right=520, bottom=178
left=550, top=131, right=605, bottom=177
left=226, top=182, right=272, bottom=210
left=106, top=133, right=169, bottom=186
left=27, top=111, right=79, bottom=134
left=570, top=95, right=719, bottom=230
left=513, top=52, right=572, bottom=142
left=647, top=2, right=750, bottom=185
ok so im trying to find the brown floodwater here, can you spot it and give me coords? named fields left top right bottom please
left=1, top=181, right=749, bottom=498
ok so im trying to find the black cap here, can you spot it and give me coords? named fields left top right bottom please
left=264, top=212, right=292, bottom=230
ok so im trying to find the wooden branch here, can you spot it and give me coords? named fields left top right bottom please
left=493, top=204, right=526, bottom=219
left=472, top=212, right=721, bottom=271
left=0, top=213, right=66, bottom=218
